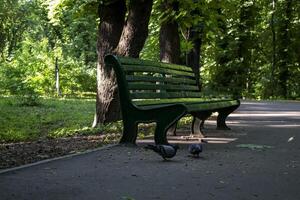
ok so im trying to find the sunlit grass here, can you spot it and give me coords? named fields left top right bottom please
left=0, top=96, right=194, bottom=143
left=0, top=96, right=101, bottom=142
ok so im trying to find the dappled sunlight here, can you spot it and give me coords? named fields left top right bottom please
left=137, top=135, right=237, bottom=145
left=227, top=119, right=300, bottom=129
left=231, top=112, right=300, bottom=117
left=225, top=122, right=300, bottom=128
left=200, top=137, right=237, bottom=144
left=136, top=101, right=300, bottom=145
left=236, top=143, right=273, bottom=150
left=265, top=124, right=300, bottom=128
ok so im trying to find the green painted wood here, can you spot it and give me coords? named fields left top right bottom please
left=185, top=100, right=240, bottom=112
left=130, top=91, right=203, bottom=99
left=123, top=65, right=195, bottom=77
left=137, top=100, right=239, bottom=112
left=126, top=75, right=196, bottom=84
left=128, top=82, right=199, bottom=91
left=118, top=56, right=193, bottom=72
left=132, top=98, right=231, bottom=106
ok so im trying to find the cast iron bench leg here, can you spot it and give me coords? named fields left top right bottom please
left=167, top=123, right=177, bottom=136
left=191, top=111, right=212, bottom=137
left=154, top=105, right=186, bottom=145
left=120, top=118, right=138, bottom=144
left=191, top=117, right=204, bottom=138
left=217, top=104, right=240, bottom=130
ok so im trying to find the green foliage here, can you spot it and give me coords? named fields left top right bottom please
left=0, top=36, right=96, bottom=97
left=140, top=0, right=160, bottom=61
left=46, top=0, right=98, bottom=65
left=1, top=0, right=300, bottom=103
left=0, top=0, right=97, bottom=97
left=199, top=0, right=300, bottom=99
left=142, top=0, right=300, bottom=99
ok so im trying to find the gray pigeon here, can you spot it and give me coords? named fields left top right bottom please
left=145, top=144, right=179, bottom=160
left=188, top=143, right=203, bottom=158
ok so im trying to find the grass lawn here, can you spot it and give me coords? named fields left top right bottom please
left=0, top=96, right=193, bottom=143
left=0, top=96, right=122, bottom=142
left=0, top=96, right=193, bottom=169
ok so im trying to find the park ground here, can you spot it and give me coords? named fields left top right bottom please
left=0, top=97, right=122, bottom=169
left=0, top=100, right=300, bottom=200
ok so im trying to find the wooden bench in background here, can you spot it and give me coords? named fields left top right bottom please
left=105, top=55, right=240, bottom=145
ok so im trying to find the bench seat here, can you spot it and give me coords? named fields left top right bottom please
left=134, top=98, right=239, bottom=112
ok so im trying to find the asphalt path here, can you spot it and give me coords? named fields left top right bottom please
left=0, top=101, right=299, bottom=200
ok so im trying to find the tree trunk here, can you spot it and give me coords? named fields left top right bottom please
left=55, top=57, right=61, bottom=96
left=186, top=26, right=203, bottom=90
left=277, top=0, right=293, bottom=98
left=270, top=0, right=276, bottom=97
left=93, top=0, right=153, bottom=127
left=236, top=0, right=255, bottom=97
left=185, top=1, right=203, bottom=90
left=159, top=1, right=181, bottom=64
left=93, top=0, right=126, bottom=127
left=116, top=0, right=153, bottom=57
left=213, top=3, right=233, bottom=92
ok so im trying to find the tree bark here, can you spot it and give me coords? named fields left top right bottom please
left=55, top=57, right=61, bottom=96
left=186, top=26, right=203, bottom=90
left=236, top=0, right=255, bottom=97
left=93, top=0, right=126, bottom=127
left=116, top=0, right=153, bottom=57
left=270, top=0, right=276, bottom=97
left=159, top=1, right=181, bottom=64
left=277, top=0, right=293, bottom=98
left=93, top=0, right=153, bottom=127
left=213, top=3, right=233, bottom=92
left=185, top=1, right=203, bottom=90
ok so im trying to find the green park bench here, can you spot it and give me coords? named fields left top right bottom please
left=105, top=55, right=240, bottom=145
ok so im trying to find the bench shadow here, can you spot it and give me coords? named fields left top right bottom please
left=137, top=126, right=239, bottom=145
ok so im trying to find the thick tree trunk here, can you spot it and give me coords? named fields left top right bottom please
left=159, top=1, right=180, bottom=64
left=185, top=1, right=203, bottom=91
left=116, top=0, right=153, bottom=57
left=93, top=0, right=126, bottom=127
left=93, top=0, right=153, bottom=127
left=186, top=27, right=203, bottom=90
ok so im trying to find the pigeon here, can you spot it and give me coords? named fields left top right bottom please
left=145, top=144, right=179, bottom=160
left=188, top=143, right=203, bottom=158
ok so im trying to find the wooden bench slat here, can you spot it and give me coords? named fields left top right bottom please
left=130, top=91, right=203, bottom=99
left=126, top=75, right=196, bottom=85
left=128, top=82, right=199, bottom=91
left=185, top=100, right=240, bottom=112
left=118, top=56, right=193, bottom=72
left=123, top=65, right=195, bottom=77
left=137, top=100, right=239, bottom=112
left=132, top=98, right=230, bottom=106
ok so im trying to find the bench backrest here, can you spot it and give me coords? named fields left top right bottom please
left=105, top=55, right=201, bottom=105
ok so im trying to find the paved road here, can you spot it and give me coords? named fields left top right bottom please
left=1, top=101, right=299, bottom=200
